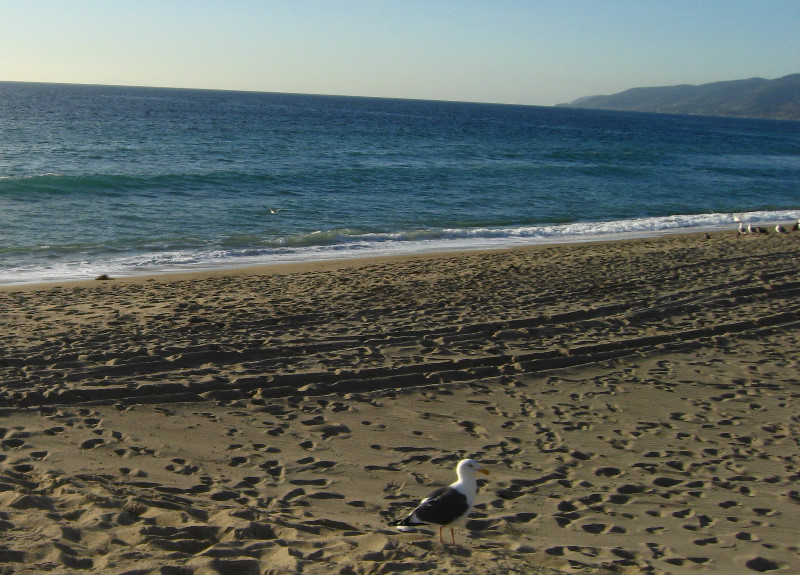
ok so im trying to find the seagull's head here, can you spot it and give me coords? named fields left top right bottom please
left=457, top=459, right=490, bottom=479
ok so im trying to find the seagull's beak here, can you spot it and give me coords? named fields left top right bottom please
left=478, top=468, right=490, bottom=476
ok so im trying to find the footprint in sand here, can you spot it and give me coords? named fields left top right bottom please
left=458, top=420, right=490, bottom=438
left=1, top=438, right=26, bottom=449
left=80, top=438, right=105, bottom=449
left=297, top=459, right=337, bottom=472
left=617, top=483, right=646, bottom=495
left=328, top=401, right=352, bottom=413
left=290, top=478, right=330, bottom=488
left=581, top=523, right=611, bottom=534
left=646, top=542, right=668, bottom=560
left=503, top=511, right=538, bottom=524
left=165, top=458, right=200, bottom=474
left=681, top=514, right=714, bottom=531
left=594, top=466, right=623, bottom=477
left=91, top=427, right=125, bottom=441
left=266, top=423, right=289, bottom=437
left=400, top=454, right=431, bottom=465
left=693, top=536, right=718, bottom=546
left=210, top=489, right=242, bottom=502
left=259, top=460, right=284, bottom=480
left=127, top=445, right=157, bottom=456
left=664, top=557, right=712, bottom=567
left=317, top=423, right=351, bottom=440
left=653, top=476, right=683, bottom=488
left=301, top=415, right=326, bottom=426
left=745, top=557, right=781, bottom=572
left=280, top=487, right=307, bottom=501
left=571, top=450, right=594, bottom=461
left=735, top=531, right=760, bottom=542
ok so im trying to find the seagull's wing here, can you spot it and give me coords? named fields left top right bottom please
left=411, top=486, right=470, bottom=526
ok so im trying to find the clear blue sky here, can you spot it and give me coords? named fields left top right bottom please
left=2, top=1, right=798, bottom=106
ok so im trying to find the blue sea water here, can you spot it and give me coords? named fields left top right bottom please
left=1, top=81, right=799, bottom=285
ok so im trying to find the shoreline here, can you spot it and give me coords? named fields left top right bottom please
left=0, top=229, right=732, bottom=292
left=4, top=209, right=799, bottom=289
left=1, top=229, right=799, bottom=573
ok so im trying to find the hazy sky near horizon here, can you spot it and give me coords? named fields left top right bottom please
left=2, top=1, right=799, bottom=106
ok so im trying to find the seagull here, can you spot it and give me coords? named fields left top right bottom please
left=747, top=223, right=768, bottom=234
left=269, top=208, right=283, bottom=214
left=734, top=215, right=746, bottom=235
left=794, top=219, right=800, bottom=232
left=776, top=224, right=787, bottom=234
left=391, top=459, right=489, bottom=544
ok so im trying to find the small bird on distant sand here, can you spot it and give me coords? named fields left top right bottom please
left=776, top=224, right=787, bottom=234
left=391, top=458, right=489, bottom=544
left=734, top=215, right=747, bottom=235
left=747, top=223, right=768, bottom=234
left=794, top=219, right=800, bottom=232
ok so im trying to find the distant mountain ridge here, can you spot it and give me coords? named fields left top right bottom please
left=559, top=74, right=800, bottom=121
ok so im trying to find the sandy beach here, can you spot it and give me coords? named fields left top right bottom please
left=1, top=231, right=799, bottom=574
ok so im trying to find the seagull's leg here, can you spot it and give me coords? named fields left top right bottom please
left=438, top=526, right=444, bottom=543
left=450, top=528, right=456, bottom=545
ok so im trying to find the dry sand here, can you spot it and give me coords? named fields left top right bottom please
left=1, top=231, right=799, bottom=574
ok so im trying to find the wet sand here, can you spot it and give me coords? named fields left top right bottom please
left=1, top=231, right=799, bottom=574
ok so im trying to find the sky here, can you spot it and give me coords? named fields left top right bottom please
left=2, top=1, right=799, bottom=106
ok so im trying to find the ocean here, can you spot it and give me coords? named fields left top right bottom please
left=2, top=82, right=799, bottom=286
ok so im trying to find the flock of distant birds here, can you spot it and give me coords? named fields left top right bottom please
left=734, top=215, right=800, bottom=236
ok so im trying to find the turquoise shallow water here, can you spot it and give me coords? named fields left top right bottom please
left=1, top=82, right=799, bottom=284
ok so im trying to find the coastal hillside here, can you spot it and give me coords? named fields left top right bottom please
left=559, top=74, right=800, bottom=121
